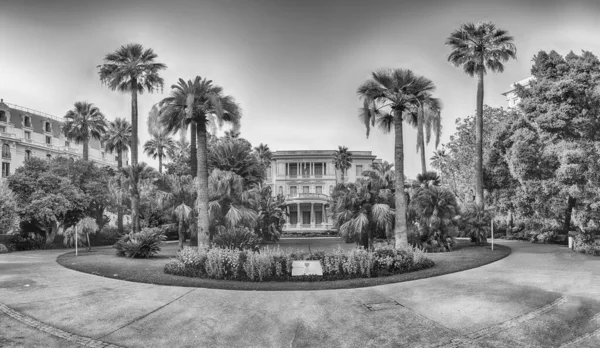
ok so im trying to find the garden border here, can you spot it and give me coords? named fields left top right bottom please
left=56, top=244, right=511, bottom=291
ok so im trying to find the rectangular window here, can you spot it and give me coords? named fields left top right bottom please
left=316, top=186, right=322, bottom=194
left=314, top=163, right=323, bottom=176
left=302, top=164, right=310, bottom=177
left=24, top=116, right=31, bottom=127
left=46, top=136, right=52, bottom=145
left=45, top=122, right=51, bottom=132
left=303, top=186, right=309, bottom=194
left=290, top=186, right=297, bottom=196
left=1, top=162, right=9, bottom=177
left=288, top=163, right=298, bottom=177
left=24, top=131, right=31, bottom=139
left=356, top=165, right=363, bottom=177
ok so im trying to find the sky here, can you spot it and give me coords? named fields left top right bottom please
left=2, top=0, right=600, bottom=179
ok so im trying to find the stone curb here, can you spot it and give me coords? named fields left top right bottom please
left=0, top=302, right=125, bottom=348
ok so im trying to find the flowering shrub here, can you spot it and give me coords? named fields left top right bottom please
left=114, top=227, right=166, bottom=258
left=211, top=227, right=262, bottom=252
left=164, top=245, right=433, bottom=281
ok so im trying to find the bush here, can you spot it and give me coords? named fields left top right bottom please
left=211, top=227, right=262, bottom=252
left=573, top=232, right=600, bottom=256
left=114, top=227, right=166, bottom=258
left=164, top=244, right=434, bottom=281
left=530, top=230, right=557, bottom=243
left=0, top=244, right=8, bottom=253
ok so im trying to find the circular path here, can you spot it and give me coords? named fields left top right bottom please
left=1, top=241, right=599, bottom=348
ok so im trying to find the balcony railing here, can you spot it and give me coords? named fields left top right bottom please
left=286, top=193, right=330, bottom=200
left=6, top=103, right=63, bottom=122
left=0, top=132, right=16, bottom=139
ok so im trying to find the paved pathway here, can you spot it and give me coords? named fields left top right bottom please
left=1, top=241, right=600, bottom=348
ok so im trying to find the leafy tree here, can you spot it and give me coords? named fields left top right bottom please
left=508, top=50, right=600, bottom=233
left=98, top=43, right=167, bottom=233
left=357, top=68, right=437, bottom=248
left=161, top=76, right=242, bottom=247
left=103, top=117, right=132, bottom=233
left=109, top=163, right=159, bottom=229
left=61, top=216, right=99, bottom=251
left=332, top=146, right=353, bottom=183
left=0, top=181, right=19, bottom=234
left=446, top=21, right=517, bottom=209
left=8, top=158, right=88, bottom=244
left=62, top=102, right=107, bottom=161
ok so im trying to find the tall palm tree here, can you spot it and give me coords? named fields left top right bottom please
left=357, top=68, right=437, bottom=248
left=143, top=134, right=175, bottom=174
left=406, top=93, right=442, bottom=174
left=446, top=22, right=516, bottom=209
left=62, top=102, right=107, bottom=161
left=103, top=118, right=132, bottom=233
left=332, top=146, right=353, bottom=183
left=157, top=174, right=195, bottom=250
left=161, top=76, right=242, bottom=247
left=98, top=43, right=166, bottom=233
left=144, top=104, right=174, bottom=174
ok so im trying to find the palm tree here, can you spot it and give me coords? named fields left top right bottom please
left=357, top=68, right=437, bottom=248
left=143, top=134, right=175, bottom=174
left=161, top=76, right=242, bottom=247
left=362, top=161, right=395, bottom=190
left=333, top=146, right=353, bottom=183
left=406, top=93, right=443, bottom=174
left=62, top=102, right=107, bottom=161
left=446, top=22, right=516, bottom=208
left=109, top=162, right=157, bottom=231
left=254, top=143, right=273, bottom=167
left=430, top=149, right=448, bottom=172
left=98, top=43, right=166, bottom=233
left=157, top=174, right=195, bottom=250
left=416, top=171, right=441, bottom=187
left=103, top=118, right=132, bottom=233
left=144, top=105, right=174, bottom=174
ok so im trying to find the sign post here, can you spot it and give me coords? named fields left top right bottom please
left=491, top=220, right=494, bottom=251
left=75, top=225, right=78, bottom=256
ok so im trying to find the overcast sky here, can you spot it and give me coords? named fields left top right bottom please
left=2, top=0, right=600, bottom=178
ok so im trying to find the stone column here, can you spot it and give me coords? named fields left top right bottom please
left=310, top=203, right=315, bottom=228
left=297, top=203, right=301, bottom=228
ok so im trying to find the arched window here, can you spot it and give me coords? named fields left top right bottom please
left=0, top=110, right=6, bottom=122
left=46, top=154, right=51, bottom=160
left=25, top=150, right=31, bottom=160
left=1, top=144, right=10, bottom=159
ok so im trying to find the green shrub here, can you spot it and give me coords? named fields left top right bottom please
left=530, top=230, right=557, bottom=243
left=212, top=227, right=262, bottom=252
left=114, top=227, right=166, bottom=258
left=164, top=245, right=434, bottom=281
left=573, top=232, right=600, bottom=256
left=0, top=244, right=8, bottom=253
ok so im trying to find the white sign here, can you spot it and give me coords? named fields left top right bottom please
left=292, top=260, right=323, bottom=276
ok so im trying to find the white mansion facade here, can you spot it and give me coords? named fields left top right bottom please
left=0, top=99, right=124, bottom=178
left=265, top=150, right=381, bottom=232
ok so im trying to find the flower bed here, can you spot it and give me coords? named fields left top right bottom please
left=164, top=245, right=434, bottom=282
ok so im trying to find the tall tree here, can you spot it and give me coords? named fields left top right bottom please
left=332, top=146, right=353, bottom=183
left=98, top=43, right=166, bottom=233
left=62, top=102, right=107, bottom=161
left=407, top=93, right=442, bottom=174
left=103, top=118, right=131, bottom=234
left=254, top=143, right=273, bottom=166
left=161, top=76, right=241, bottom=247
left=446, top=21, right=516, bottom=208
left=357, top=68, right=437, bottom=248
left=143, top=135, right=175, bottom=174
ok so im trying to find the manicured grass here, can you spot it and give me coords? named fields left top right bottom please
left=56, top=239, right=511, bottom=291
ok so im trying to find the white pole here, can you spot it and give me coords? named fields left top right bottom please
left=75, top=225, right=78, bottom=256
left=491, top=219, right=494, bottom=251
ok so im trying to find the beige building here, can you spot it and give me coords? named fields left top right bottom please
left=266, top=150, right=380, bottom=232
left=0, top=99, right=125, bottom=178
left=502, top=76, right=534, bottom=108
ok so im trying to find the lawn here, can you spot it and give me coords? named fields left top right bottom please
left=56, top=238, right=511, bottom=291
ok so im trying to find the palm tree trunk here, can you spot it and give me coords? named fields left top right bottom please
left=117, top=151, right=123, bottom=234
left=178, top=219, right=185, bottom=251
left=418, top=116, right=427, bottom=174
left=341, top=169, right=345, bottom=183
left=158, top=154, right=162, bottom=174
left=475, top=70, right=484, bottom=209
left=196, top=125, right=210, bottom=247
left=83, top=138, right=89, bottom=161
left=394, top=110, right=409, bottom=249
left=190, top=122, right=197, bottom=177
left=131, top=84, right=140, bottom=233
